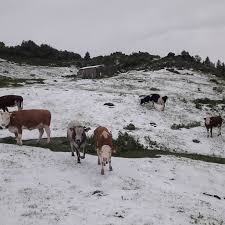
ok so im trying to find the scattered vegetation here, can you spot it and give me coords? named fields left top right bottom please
left=193, top=98, right=225, bottom=109
left=171, top=121, right=201, bottom=130
left=123, top=123, right=136, bottom=130
left=213, top=86, right=223, bottom=93
left=210, top=78, right=220, bottom=84
left=166, top=68, right=180, bottom=74
left=0, top=75, right=45, bottom=88
left=150, top=87, right=160, bottom=91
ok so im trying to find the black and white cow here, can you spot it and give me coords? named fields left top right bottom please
left=140, top=94, right=168, bottom=110
left=67, top=121, right=91, bottom=163
left=0, top=95, right=23, bottom=112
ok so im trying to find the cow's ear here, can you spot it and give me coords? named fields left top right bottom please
left=84, top=127, right=91, bottom=132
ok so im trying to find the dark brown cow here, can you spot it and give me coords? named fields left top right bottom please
left=94, top=126, right=115, bottom=175
left=0, top=95, right=23, bottom=112
left=204, top=116, right=223, bottom=137
left=0, top=109, right=51, bottom=145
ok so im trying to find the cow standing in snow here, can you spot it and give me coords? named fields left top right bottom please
left=67, top=121, right=90, bottom=163
left=204, top=116, right=223, bottom=137
left=140, top=94, right=168, bottom=111
left=0, top=109, right=51, bottom=145
left=94, top=126, right=115, bottom=175
left=0, top=95, right=23, bottom=112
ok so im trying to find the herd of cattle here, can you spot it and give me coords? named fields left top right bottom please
left=0, top=94, right=224, bottom=175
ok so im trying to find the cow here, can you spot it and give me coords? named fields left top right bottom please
left=0, top=95, right=23, bottom=112
left=0, top=109, right=51, bottom=145
left=140, top=94, right=168, bottom=111
left=94, top=126, right=115, bottom=175
left=204, top=116, right=223, bottom=137
left=67, top=121, right=91, bottom=163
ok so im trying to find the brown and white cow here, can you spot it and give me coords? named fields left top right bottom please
left=0, top=95, right=23, bottom=112
left=0, top=109, right=51, bottom=145
left=94, top=126, right=115, bottom=175
left=204, top=116, right=223, bottom=137
left=67, top=121, right=90, bottom=163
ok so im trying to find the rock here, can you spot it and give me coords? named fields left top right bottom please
left=104, top=103, right=115, bottom=107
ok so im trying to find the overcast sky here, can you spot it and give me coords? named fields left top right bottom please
left=0, top=0, right=225, bottom=62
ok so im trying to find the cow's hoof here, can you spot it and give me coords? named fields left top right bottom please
left=109, top=166, right=113, bottom=171
left=78, top=161, right=81, bottom=164
left=101, top=169, right=104, bottom=175
left=80, top=156, right=85, bottom=159
left=71, top=153, right=75, bottom=157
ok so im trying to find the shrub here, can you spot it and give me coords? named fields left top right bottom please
left=123, top=123, right=136, bottom=130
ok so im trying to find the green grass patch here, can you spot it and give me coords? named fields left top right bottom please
left=0, top=75, right=45, bottom=88
left=1, top=132, right=225, bottom=164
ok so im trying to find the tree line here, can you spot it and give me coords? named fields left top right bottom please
left=0, top=40, right=224, bottom=78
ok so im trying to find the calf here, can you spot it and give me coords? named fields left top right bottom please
left=94, top=126, right=115, bottom=175
left=0, top=109, right=51, bottom=145
left=0, top=95, right=23, bottom=112
left=140, top=94, right=168, bottom=110
left=67, top=121, right=90, bottom=163
left=204, top=116, right=223, bottom=137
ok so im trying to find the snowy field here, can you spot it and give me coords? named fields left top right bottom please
left=1, top=144, right=225, bottom=225
left=0, top=59, right=225, bottom=225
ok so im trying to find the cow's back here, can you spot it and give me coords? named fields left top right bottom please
left=10, top=109, right=51, bottom=128
left=94, top=126, right=113, bottom=149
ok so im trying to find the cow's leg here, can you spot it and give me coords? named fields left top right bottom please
left=218, top=125, right=222, bottom=136
left=97, top=148, right=100, bottom=165
left=44, top=126, right=51, bottom=143
left=71, top=143, right=75, bottom=156
left=3, top=107, right=8, bottom=112
left=16, top=101, right=22, bottom=110
left=37, top=128, right=44, bottom=143
left=15, top=132, right=18, bottom=143
left=75, top=148, right=81, bottom=163
left=206, top=127, right=210, bottom=137
left=80, top=146, right=85, bottom=159
left=101, top=162, right=104, bottom=175
left=17, top=128, right=23, bottom=145
left=210, top=127, right=213, bottom=138
left=109, top=159, right=113, bottom=171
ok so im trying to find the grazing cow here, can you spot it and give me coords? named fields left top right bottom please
left=0, top=109, right=51, bottom=145
left=140, top=94, right=168, bottom=111
left=94, top=126, right=115, bottom=175
left=204, top=116, right=223, bottom=137
left=67, top=121, right=90, bottom=163
left=0, top=95, right=23, bottom=112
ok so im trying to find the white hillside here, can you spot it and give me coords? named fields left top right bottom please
left=0, top=60, right=225, bottom=225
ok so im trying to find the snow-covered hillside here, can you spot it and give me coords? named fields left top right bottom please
left=0, top=60, right=225, bottom=156
left=0, top=60, right=225, bottom=225
left=1, top=144, right=225, bottom=225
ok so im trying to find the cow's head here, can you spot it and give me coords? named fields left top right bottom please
left=204, top=117, right=211, bottom=125
left=72, top=126, right=91, bottom=147
left=0, top=112, right=10, bottom=128
left=162, top=96, right=168, bottom=103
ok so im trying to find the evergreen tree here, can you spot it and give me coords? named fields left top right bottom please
left=0, top=41, right=5, bottom=48
left=194, top=55, right=201, bottom=63
left=84, top=51, right=91, bottom=60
